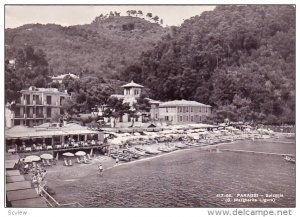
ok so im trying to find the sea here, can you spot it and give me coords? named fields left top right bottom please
left=52, top=137, right=296, bottom=208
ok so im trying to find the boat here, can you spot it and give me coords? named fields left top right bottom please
left=284, top=155, right=295, bottom=163
left=144, top=149, right=160, bottom=155
left=158, top=147, right=172, bottom=153
left=118, top=155, right=131, bottom=162
left=175, top=143, right=187, bottom=149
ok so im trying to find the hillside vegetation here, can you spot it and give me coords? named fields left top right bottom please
left=5, top=15, right=167, bottom=78
left=122, top=5, right=295, bottom=124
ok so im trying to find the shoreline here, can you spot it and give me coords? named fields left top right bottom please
left=103, top=134, right=294, bottom=171
left=44, top=133, right=295, bottom=207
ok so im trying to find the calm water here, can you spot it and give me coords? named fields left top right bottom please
left=53, top=138, right=296, bottom=208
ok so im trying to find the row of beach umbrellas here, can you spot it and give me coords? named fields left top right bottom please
left=23, top=151, right=88, bottom=162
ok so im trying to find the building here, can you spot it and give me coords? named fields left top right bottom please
left=51, top=73, right=79, bottom=83
left=11, top=86, right=69, bottom=127
left=111, top=80, right=144, bottom=106
left=157, top=100, right=211, bottom=124
left=110, top=81, right=144, bottom=123
left=149, top=99, right=161, bottom=121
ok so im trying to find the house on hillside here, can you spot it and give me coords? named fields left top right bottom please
left=50, top=73, right=79, bottom=83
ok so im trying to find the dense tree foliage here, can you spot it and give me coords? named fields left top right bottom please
left=5, top=15, right=166, bottom=79
left=123, top=5, right=295, bottom=124
left=61, top=76, right=118, bottom=114
left=5, top=45, right=51, bottom=103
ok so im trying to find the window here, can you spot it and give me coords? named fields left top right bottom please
left=47, top=108, right=51, bottom=118
left=14, top=120, right=20, bottom=126
left=165, top=116, right=169, bottom=121
left=46, top=96, right=52, bottom=105
left=60, top=108, right=64, bottom=115
left=166, top=107, right=168, bottom=113
left=25, top=95, right=30, bottom=105
left=15, top=107, right=20, bottom=117
left=187, top=116, right=189, bottom=121
left=191, top=107, right=193, bottom=112
left=60, top=96, right=65, bottom=106
left=26, top=108, right=30, bottom=118
left=191, top=116, right=194, bottom=122
left=180, top=116, right=183, bottom=122
left=179, top=107, right=182, bottom=112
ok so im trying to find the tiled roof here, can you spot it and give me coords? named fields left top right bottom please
left=121, top=80, right=144, bottom=88
left=159, top=100, right=211, bottom=107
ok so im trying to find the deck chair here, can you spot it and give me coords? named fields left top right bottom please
left=64, top=159, right=69, bottom=166
left=87, top=154, right=92, bottom=160
left=68, top=159, right=73, bottom=166
left=46, top=159, right=51, bottom=166
left=76, top=158, right=82, bottom=164
left=42, top=159, right=47, bottom=166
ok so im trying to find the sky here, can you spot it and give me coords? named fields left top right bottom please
left=5, top=5, right=215, bottom=28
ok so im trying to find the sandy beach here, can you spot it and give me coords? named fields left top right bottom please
left=40, top=130, right=295, bottom=207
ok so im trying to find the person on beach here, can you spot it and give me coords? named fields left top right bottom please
left=98, top=163, right=103, bottom=177
left=116, top=157, right=119, bottom=165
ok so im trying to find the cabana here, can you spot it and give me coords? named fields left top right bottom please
left=5, top=123, right=104, bottom=153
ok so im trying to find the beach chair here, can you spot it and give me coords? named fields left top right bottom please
left=46, top=159, right=51, bottom=166
left=42, top=159, right=47, bottom=166
left=87, top=154, right=92, bottom=160
left=76, top=158, right=82, bottom=164
left=64, top=159, right=69, bottom=166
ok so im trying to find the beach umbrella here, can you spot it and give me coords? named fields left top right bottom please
left=75, top=151, right=86, bottom=156
left=24, top=155, right=41, bottom=163
left=40, top=153, right=53, bottom=160
left=63, top=152, right=74, bottom=157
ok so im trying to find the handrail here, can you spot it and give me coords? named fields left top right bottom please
left=39, top=186, right=83, bottom=207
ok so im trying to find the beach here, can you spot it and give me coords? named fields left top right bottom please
left=44, top=134, right=295, bottom=208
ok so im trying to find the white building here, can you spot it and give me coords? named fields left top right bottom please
left=151, top=100, right=211, bottom=124
left=109, top=81, right=144, bottom=124
left=51, top=73, right=79, bottom=83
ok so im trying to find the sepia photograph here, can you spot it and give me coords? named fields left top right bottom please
left=3, top=2, right=296, bottom=213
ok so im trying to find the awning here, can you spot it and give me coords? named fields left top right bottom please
left=5, top=160, right=18, bottom=169
left=6, top=170, right=20, bottom=176
left=6, top=175, right=25, bottom=183
left=7, top=188, right=39, bottom=202
left=6, top=181, right=32, bottom=191
left=10, top=197, right=48, bottom=208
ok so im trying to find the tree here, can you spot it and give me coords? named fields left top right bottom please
left=137, top=10, right=143, bottom=17
left=103, top=97, right=131, bottom=127
left=152, top=16, right=160, bottom=23
left=131, top=10, right=137, bottom=17
left=146, top=13, right=153, bottom=19
left=126, top=10, right=131, bottom=16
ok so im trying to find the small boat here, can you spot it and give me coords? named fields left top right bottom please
left=145, top=149, right=160, bottom=155
left=159, top=147, right=172, bottom=153
left=110, top=153, right=119, bottom=159
left=175, top=143, right=187, bottom=149
left=119, top=155, right=131, bottom=162
left=131, top=154, right=140, bottom=159
left=284, top=155, right=295, bottom=163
